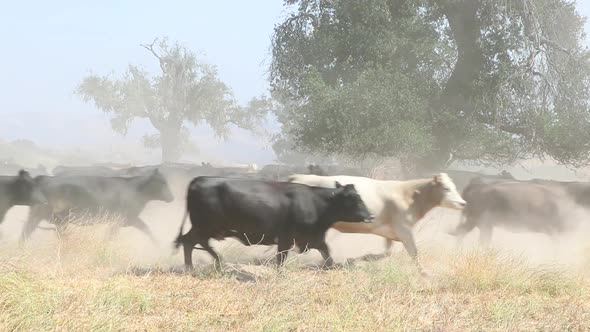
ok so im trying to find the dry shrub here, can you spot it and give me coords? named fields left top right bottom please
left=443, top=249, right=582, bottom=295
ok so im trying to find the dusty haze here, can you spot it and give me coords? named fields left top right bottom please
left=2, top=2, right=590, bottom=330
left=3, top=166, right=590, bottom=276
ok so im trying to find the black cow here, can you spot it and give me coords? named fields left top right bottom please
left=444, top=169, right=515, bottom=192
left=307, top=164, right=327, bottom=176
left=0, top=162, right=48, bottom=177
left=122, top=163, right=219, bottom=178
left=52, top=165, right=121, bottom=177
left=257, top=164, right=326, bottom=181
left=0, top=170, right=47, bottom=224
left=20, top=169, right=174, bottom=244
left=174, top=177, right=373, bottom=270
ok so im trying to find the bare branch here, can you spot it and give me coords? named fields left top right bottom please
left=140, top=38, right=160, bottom=59
left=443, top=152, right=455, bottom=168
left=140, top=38, right=166, bottom=73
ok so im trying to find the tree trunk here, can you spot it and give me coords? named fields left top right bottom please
left=410, top=0, right=485, bottom=174
left=160, top=127, right=182, bottom=163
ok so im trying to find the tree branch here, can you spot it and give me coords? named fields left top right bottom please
left=519, top=0, right=572, bottom=56
left=540, top=36, right=571, bottom=56
left=140, top=38, right=167, bottom=73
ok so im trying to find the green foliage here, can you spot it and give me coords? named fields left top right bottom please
left=77, top=37, right=270, bottom=162
left=271, top=0, right=590, bottom=170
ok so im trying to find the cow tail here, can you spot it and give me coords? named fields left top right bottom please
left=174, top=209, right=189, bottom=250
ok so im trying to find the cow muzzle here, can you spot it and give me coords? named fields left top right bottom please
left=443, top=200, right=466, bottom=210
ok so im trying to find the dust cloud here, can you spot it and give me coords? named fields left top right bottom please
left=2, top=163, right=590, bottom=277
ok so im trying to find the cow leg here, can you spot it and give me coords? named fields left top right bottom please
left=479, top=226, right=493, bottom=249
left=0, top=208, right=7, bottom=240
left=128, top=217, right=158, bottom=246
left=276, top=237, right=291, bottom=268
left=384, top=239, right=394, bottom=254
left=104, top=223, right=121, bottom=242
left=198, top=239, right=222, bottom=272
left=313, top=241, right=335, bottom=269
left=19, top=204, right=53, bottom=246
left=180, top=228, right=198, bottom=270
left=449, top=213, right=477, bottom=248
left=55, top=222, right=69, bottom=240
left=19, top=212, right=43, bottom=246
left=393, top=223, right=427, bottom=276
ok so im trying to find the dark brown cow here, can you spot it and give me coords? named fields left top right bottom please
left=449, top=178, right=585, bottom=247
left=444, top=169, right=515, bottom=192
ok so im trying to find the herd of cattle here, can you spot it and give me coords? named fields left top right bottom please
left=1, top=160, right=589, bottom=274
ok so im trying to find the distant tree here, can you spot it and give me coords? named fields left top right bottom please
left=11, top=139, right=39, bottom=151
left=271, top=132, right=335, bottom=165
left=271, top=0, right=590, bottom=176
left=77, top=37, right=270, bottom=162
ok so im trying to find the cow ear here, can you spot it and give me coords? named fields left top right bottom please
left=433, top=174, right=442, bottom=184
left=334, top=181, right=342, bottom=189
left=18, top=170, right=30, bottom=179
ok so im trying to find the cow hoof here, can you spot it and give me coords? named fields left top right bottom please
left=322, top=257, right=336, bottom=269
left=324, top=262, right=343, bottom=270
left=276, top=267, right=288, bottom=278
left=321, top=263, right=335, bottom=270
left=212, top=264, right=224, bottom=275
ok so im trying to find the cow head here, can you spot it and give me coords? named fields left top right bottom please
left=141, top=169, right=175, bottom=203
left=308, top=164, right=327, bottom=176
left=330, top=181, right=373, bottom=223
left=428, top=173, right=466, bottom=210
left=10, top=170, right=47, bottom=206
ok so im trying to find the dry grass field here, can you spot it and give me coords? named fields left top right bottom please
left=1, top=203, right=590, bottom=331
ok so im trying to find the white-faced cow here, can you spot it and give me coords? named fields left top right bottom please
left=0, top=170, right=47, bottom=225
left=20, top=169, right=174, bottom=245
left=174, top=176, right=373, bottom=270
left=288, top=173, right=466, bottom=274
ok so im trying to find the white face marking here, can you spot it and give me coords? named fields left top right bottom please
left=439, top=173, right=466, bottom=210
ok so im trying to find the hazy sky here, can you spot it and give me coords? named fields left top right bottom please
left=1, top=1, right=589, bottom=165
left=0, top=1, right=287, bottom=165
